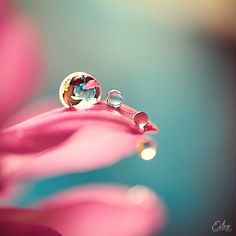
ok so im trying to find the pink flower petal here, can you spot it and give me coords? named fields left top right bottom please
left=3, top=98, right=57, bottom=129
left=0, top=13, right=41, bottom=124
left=0, top=102, right=158, bottom=179
left=0, top=185, right=165, bottom=236
left=0, top=221, right=62, bottom=236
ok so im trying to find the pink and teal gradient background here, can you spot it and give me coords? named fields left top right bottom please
left=11, top=1, right=236, bottom=235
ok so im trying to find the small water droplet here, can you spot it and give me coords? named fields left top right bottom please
left=106, top=89, right=124, bottom=108
left=136, top=137, right=157, bottom=160
left=133, top=111, right=149, bottom=128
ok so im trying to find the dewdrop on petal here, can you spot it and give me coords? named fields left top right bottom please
left=59, top=72, right=101, bottom=109
left=106, top=89, right=124, bottom=108
left=133, top=111, right=149, bottom=129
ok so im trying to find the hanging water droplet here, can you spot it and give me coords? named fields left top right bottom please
left=136, top=137, right=157, bottom=160
left=106, top=89, right=124, bottom=108
left=133, top=111, right=149, bottom=128
left=59, top=72, right=101, bottom=109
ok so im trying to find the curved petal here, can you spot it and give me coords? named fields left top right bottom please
left=3, top=98, right=57, bottom=129
left=0, top=221, right=62, bottom=236
left=0, top=13, right=41, bottom=124
left=0, top=102, right=158, bottom=179
left=0, top=185, right=165, bottom=236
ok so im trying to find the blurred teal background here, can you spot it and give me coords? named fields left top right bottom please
left=15, top=1, right=236, bottom=235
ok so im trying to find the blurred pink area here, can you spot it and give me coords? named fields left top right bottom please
left=0, top=12, right=41, bottom=125
left=0, top=185, right=165, bottom=236
left=0, top=221, right=62, bottom=236
left=3, top=98, right=57, bottom=128
left=0, top=0, right=7, bottom=20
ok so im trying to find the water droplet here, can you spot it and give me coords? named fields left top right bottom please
left=59, top=72, right=101, bottom=109
left=136, top=137, right=157, bottom=160
left=106, top=89, right=124, bottom=108
left=133, top=111, right=149, bottom=128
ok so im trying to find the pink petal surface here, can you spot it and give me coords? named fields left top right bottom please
left=0, top=102, right=158, bottom=179
left=0, top=221, right=62, bottom=236
left=3, top=98, right=57, bottom=129
left=0, top=185, right=165, bottom=236
left=0, top=13, right=41, bottom=125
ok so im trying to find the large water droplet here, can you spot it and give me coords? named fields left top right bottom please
left=59, top=72, right=101, bottom=109
left=106, top=89, right=124, bottom=108
left=133, top=111, right=149, bottom=128
left=136, top=137, right=157, bottom=160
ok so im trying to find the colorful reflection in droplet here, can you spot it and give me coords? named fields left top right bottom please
left=59, top=72, right=101, bottom=109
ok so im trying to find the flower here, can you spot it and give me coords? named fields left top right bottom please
left=0, top=2, right=165, bottom=236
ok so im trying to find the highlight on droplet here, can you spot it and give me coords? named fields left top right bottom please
left=136, top=137, right=157, bottom=160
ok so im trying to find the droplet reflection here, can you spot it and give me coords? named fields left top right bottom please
left=106, top=89, right=124, bottom=108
